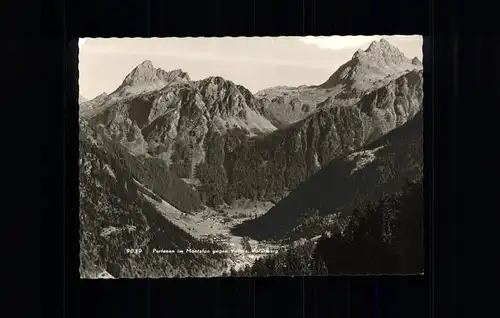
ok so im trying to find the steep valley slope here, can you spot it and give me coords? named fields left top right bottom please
left=231, top=177, right=424, bottom=276
left=79, top=119, right=229, bottom=278
left=219, top=69, right=422, bottom=205
left=231, top=111, right=423, bottom=242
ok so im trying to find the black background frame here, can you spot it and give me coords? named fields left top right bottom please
left=5, top=0, right=500, bottom=317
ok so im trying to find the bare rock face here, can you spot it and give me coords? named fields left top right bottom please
left=357, top=69, right=423, bottom=138
left=257, top=38, right=422, bottom=126
left=79, top=95, right=88, bottom=104
left=412, top=57, right=423, bottom=67
left=83, top=61, right=277, bottom=181
left=194, top=76, right=269, bottom=122
left=321, top=38, right=419, bottom=90
left=255, top=85, right=326, bottom=126
left=111, top=60, right=191, bottom=98
left=79, top=92, right=110, bottom=113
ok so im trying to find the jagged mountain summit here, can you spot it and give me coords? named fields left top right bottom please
left=192, top=76, right=271, bottom=123
left=320, top=38, right=421, bottom=90
left=80, top=61, right=192, bottom=115
left=82, top=60, right=277, bottom=184
left=83, top=60, right=275, bottom=131
left=79, top=95, right=88, bottom=104
left=412, top=57, right=423, bottom=67
left=256, top=38, right=423, bottom=125
left=111, top=60, right=191, bottom=98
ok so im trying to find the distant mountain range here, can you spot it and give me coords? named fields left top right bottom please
left=80, top=39, right=422, bottom=206
left=79, top=38, right=424, bottom=277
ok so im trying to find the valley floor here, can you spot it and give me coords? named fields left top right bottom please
left=134, top=179, right=284, bottom=274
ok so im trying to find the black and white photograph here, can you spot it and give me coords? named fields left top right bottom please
left=78, top=36, right=424, bottom=278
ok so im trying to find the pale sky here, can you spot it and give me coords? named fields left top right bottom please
left=79, top=36, right=423, bottom=100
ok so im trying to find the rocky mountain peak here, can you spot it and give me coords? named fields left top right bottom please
left=184, top=76, right=275, bottom=132
left=138, top=59, right=154, bottom=68
left=194, top=76, right=251, bottom=116
left=352, top=49, right=365, bottom=59
left=320, top=39, right=416, bottom=89
left=412, top=57, right=423, bottom=67
left=167, top=68, right=191, bottom=80
left=196, top=76, right=237, bottom=95
left=361, top=38, right=408, bottom=64
left=110, top=60, right=191, bottom=98
left=366, top=38, right=391, bottom=51
left=122, top=61, right=190, bottom=86
left=206, top=76, right=226, bottom=84
left=123, top=60, right=155, bottom=81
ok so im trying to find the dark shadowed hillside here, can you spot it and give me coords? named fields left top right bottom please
left=313, top=178, right=424, bottom=274
left=83, top=119, right=204, bottom=213
left=229, top=178, right=423, bottom=276
left=100, top=136, right=204, bottom=213
left=231, top=111, right=423, bottom=242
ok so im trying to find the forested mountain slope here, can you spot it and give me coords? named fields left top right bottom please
left=230, top=178, right=423, bottom=276
left=79, top=120, right=227, bottom=278
left=218, top=70, right=422, bottom=206
left=232, top=111, right=423, bottom=242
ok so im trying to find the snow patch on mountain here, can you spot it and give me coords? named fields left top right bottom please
left=346, top=145, right=385, bottom=173
left=313, top=152, right=321, bottom=169
left=103, top=163, right=116, bottom=179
